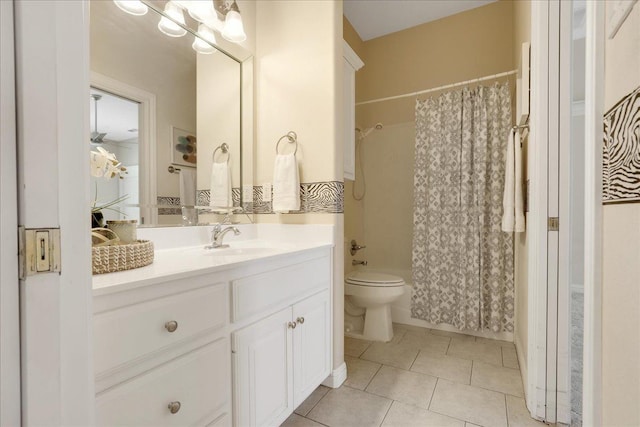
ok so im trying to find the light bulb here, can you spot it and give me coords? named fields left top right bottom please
left=158, top=1, right=187, bottom=38
left=192, top=24, right=217, bottom=54
left=222, top=10, right=246, bottom=43
left=113, top=0, right=148, bottom=16
left=187, top=0, right=216, bottom=23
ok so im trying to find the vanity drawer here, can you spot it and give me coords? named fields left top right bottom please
left=231, top=255, right=330, bottom=322
left=94, top=282, right=227, bottom=376
left=96, top=338, right=230, bottom=427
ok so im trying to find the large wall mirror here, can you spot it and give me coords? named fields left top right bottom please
left=90, top=0, right=252, bottom=227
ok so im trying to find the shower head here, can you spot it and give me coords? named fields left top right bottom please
left=356, top=122, right=383, bottom=140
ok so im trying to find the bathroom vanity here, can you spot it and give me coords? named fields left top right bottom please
left=92, top=225, right=334, bottom=427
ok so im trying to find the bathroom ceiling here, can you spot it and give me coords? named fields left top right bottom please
left=344, top=0, right=497, bottom=41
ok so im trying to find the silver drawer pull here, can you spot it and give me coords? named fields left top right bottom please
left=165, top=321, right=179, bottom=333
left=288, top=321, right=297, bottom=329
left=168, top=401, right=181, bottom=414
left=296, top=317, right=305, bottom=325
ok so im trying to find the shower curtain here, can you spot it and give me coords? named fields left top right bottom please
left=411, top=83, right=514, bottom=333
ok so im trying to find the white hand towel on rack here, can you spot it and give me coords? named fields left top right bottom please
left=179, top=168, right=197, bottom=225
left=272, top=153, right=300, bottom=213
left=502, top=129, right=525, bottom=232
left=209, top=162, right=232, bottom=211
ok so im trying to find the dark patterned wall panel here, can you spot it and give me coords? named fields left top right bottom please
left=603, top=86, right=640, bottom=203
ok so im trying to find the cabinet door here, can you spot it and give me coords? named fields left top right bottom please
left=292, top=290, right=331, bottom=407
left=232, top=307, right=293, bottom=427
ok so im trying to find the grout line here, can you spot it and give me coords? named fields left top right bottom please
left=470, top=360, right=474, bottom=385
left=364, top=363, right=384, bottom=391
left=378, top=399, right=394, bottom=427
left=409, top=349, right=421, bottom=370
left=501, top=346, right=506, bottom=367
left=428, top=377, right=439, bottom=410
left=302, top=387, right=330, bottom=418
left=505, top=393, right=510, bottom=427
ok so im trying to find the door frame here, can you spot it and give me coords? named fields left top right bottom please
left=90, top=72, right=158, bottom=225
left=14, top=0, right=94, bottom=424
left=0, top=1, right=21, bottom=425
left=527, top=0, right=604, bottom=424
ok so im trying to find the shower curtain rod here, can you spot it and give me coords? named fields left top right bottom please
left=355, top=69, right=518, bottom=106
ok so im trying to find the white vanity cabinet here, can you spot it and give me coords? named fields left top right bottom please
left=93, top=276, right=231, bottom=427
left=231, top=254, right=331, bottom=427
left=92, top=244, right=333, bottom=427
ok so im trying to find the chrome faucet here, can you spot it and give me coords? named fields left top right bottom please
left=205, top=224, right=241, bottom=249
left=352, top=259, right=368, bottom=266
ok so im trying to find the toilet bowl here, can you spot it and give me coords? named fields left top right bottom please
left=345, top=271, right=405, bottom=342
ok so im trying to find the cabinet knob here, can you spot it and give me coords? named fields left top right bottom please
left=165, top=320, right=179, bottom=333
left=168, top=401, right=181, bottom=414
left=288, top=321, right=297, bottom=329
left=296, top=317, right=305, bottom=324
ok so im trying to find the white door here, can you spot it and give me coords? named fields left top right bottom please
left=13, top=1, right=94, bottom=424
left=292, top=290, right=330, bottom=407
left=232, top=307, right=293, bottom=427
left=0, top=1, right=21, bottom=424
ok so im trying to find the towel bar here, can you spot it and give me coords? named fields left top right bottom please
left=213, top=143, right=230, bottom=164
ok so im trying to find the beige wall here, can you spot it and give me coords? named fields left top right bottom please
left=254, top=0, right=345, bottom=373
left=355, top=0, right=514, bottom=128
left=345, top=1, right=515, bottom=282
left=90, top=1, right=196, bottom=202
left=602, top=4, right=640, bottom=425
left=512, top=0, right=531, bottom=379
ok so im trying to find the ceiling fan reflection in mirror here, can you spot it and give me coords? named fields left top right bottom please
left=90, top=94, right=107, bottom=144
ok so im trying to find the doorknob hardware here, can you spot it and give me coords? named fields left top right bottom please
left=165, top=320, right=179, bottom=333
left=296, top=317, right=305, bottom=324
left=288, top=321, right=297, bottom=329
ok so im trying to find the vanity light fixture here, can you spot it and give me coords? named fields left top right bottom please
left=192, top=23, right=217, bottom=54
left=158, top=1, right=188, bottom=38
left=113, top=0, right=149, bottom=16
left=186, top=0, right=217, bottom=23
left=221, top=1, right=246, bottom=43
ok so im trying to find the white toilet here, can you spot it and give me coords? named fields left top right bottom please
left=345, top=271, right=405, bottom=342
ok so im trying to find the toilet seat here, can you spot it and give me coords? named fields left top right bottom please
left=346, top=271, right=404, bottom=287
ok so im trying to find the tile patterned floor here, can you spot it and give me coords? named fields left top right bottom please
left=282, top=323, right=547, bottom=427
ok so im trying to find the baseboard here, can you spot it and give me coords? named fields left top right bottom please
left=322, top=362, right=347, bottom=389
left=514, top=333, right=529, bottom=404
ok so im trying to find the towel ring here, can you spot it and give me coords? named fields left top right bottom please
left=275, top=131, right=298, bottom=155
left=213, top=143, right=230, bottom=164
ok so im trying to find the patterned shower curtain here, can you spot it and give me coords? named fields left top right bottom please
left=411, top=83, right=514, bottom=333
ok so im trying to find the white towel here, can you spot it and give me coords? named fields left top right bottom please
left=209, top=162, right=232, bottom=211
left=179, top=168, right=197, bottom=225
left=272, top=153, right=300, bottom=213
left=501, top=129, right=526, bottom=232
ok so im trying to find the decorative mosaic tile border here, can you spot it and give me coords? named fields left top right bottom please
left=157, top=181, right=343, bottom=215
left=253, top=181, right=344, bottom=214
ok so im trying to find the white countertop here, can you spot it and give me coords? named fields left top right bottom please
left=93, top=223, right=336, bottom=295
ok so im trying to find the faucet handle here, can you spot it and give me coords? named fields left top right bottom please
left=350, top=239, right=366, bottom=256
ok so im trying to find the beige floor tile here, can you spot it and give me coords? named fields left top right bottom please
left=393, top=322, right=431, bottom=335
left=306, top=386, right=392, bottom=427
left=502, top=346, right=519, bottom=369
left=366, top=365, right=437, bottom=409
left=345, top=336, right=372, bottom=357
left=294, top=385, right=330, bottom=416
left=471, top=361, right=524, bottom=397
left=429, top=329, right=476, bottom=342
left=388, top=328, right=407, bottom=344
left=411, top=352, right=472, bottom=384
left=506, top=395, right=547, bottom=427
left=344, top=356, right=381, bottom=390
left=429, top=379, right=508, bottom=427
left=361, top=342, right=419, bottom=370
left=465, top=423, right=482, bottom=427
left=446, top=339, right=502, bottom=366
left=476, top=337, right=516, bottom=348
left=280, top=413, right=325, bottom=427
left=381, top=401, right=464, bottom=427
left=398, top=331, right=451, bottom=355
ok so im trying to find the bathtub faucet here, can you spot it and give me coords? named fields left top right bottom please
left=352, top=259, right=368, bottom=266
